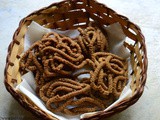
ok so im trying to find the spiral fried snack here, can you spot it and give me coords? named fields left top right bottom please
left=20, top=31, right=86, bottom=78
left=77, top=26, right=109, bottom=56
left=19, top=32, right=59, bottom=73
left=19, top=25, right=129, bottom=115
left=63, top=97, right=105, bottom=115
left=39, top=78, right=105, bottom=114
left=90, top=52, right=128, bottom=98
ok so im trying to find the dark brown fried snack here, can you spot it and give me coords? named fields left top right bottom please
left=19, top=25, right=128, bottom=116
left=39, top=78, right=106, bottom=115
left=90, top=54, right=128, bottom=98
left=92, top=52, right=125, bottom=75
left=77, top=26, right=109, bottom=56
left=63, top=97, right=105, bottom=115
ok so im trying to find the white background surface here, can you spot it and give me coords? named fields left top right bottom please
left=0, top=0, right=159, bottom=120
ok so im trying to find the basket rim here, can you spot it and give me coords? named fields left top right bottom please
left=4, top=0, right=148, bottom=120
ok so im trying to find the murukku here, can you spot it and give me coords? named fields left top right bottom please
left=19, top=24, right=129, bottom=115
left=77, top=26, right=109, bottom=57
left=90, top=54, right=128, bottom=98
left=39, top=78, right=102, bottom=114
left=63, top=97, right=105, bottom=115
left=92, top=52, right=126, bottom=75
left=39, top=78, right=86, bottom=102
left=40, top=78, right=106, bottom=115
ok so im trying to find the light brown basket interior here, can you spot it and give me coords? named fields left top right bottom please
left=4, top=0, right=147, bottom=120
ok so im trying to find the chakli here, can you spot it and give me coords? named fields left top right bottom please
left=19, top=25, right=128, bottom=115
left=77, top=26, right=109, bottom=57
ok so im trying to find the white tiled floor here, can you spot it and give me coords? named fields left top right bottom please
left=0, top=0, right=159, bottom=120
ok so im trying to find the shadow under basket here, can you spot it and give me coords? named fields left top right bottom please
left=4, top=0, right=148, bottom=120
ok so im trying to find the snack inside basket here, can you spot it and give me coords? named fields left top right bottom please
left=4, top=0, right=147, bottom=120
left=16, top=20, right=131, bottom=119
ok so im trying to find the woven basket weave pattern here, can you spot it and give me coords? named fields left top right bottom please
left=4, top=0, right=147, bottom=120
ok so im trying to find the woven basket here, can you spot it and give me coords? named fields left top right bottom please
left=4, top=0, right=148, bottom=120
